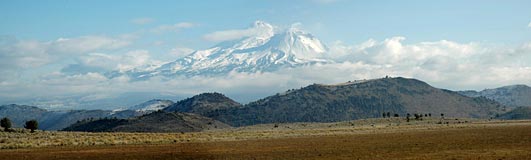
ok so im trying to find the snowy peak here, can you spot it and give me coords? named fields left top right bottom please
left=127, top=21, right=332, bottom=78
left=274, top=25, right=328, bottom=59
left=128, top=99, right=174, bottom=112
left=251, top=20, right=275, bottom=39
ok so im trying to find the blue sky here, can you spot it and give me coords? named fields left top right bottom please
left=2, top=0, right=530, bottom=47
left=1, top=0, right=530, bottom=109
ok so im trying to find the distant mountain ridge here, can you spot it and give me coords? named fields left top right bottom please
left=0, top=99, right=175, bottom=130
left=458, top=84, right=531, bottom=107
left=0, top=104, right=143, bottom=130
left=497, top=106, right=531, bottom=120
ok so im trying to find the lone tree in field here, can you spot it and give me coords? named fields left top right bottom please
left=1, top=117, right=12, bottom=131
left=24, top=120, right=38, bottom=133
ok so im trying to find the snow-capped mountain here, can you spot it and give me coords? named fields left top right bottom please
left=123, top=21, right=331, bottom=79
left=128, top=99, right=174, bottom=112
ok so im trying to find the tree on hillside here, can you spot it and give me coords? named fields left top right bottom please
left=382, top=113, right=386, bottom=118
left=24, top=120, right=38, bottom=133
left=1, top=117, right=12, bottom=131
left=414, top=114, right=420, bottom=120
left=386, top=112, right=391, bottom=118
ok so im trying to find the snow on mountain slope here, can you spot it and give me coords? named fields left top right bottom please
left=128, top=99, right=174, bottom=112
left=124, top=21, right=331, bottom=79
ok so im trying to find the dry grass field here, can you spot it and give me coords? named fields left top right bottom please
left=0, top=118, right=530, bottom=160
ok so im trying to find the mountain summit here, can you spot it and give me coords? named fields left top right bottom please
left=122, top=21, right=330, bottom=79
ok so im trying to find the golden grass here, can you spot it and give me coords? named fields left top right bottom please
left=0, top=119, right=530, bottom=160
left=0, top=118, right=524, bottom=150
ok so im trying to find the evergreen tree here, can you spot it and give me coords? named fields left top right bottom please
left=24, top=120, right=38, bottom=133
left=0, top=117, right=12, bottom=131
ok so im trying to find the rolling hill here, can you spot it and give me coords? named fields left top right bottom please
left=163, top=92, right=242, bottom=117
left=62, top=111, right=230, bottom=132
left=208, top=77, right=505, bottom=126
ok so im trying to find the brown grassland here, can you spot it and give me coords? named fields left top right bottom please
left=0, top=118, right=530, bottom=160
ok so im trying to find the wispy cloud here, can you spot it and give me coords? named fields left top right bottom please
left=130, top=17, right=154, bottom=25
left=150, top=22, right=198, bottom=33
left=528, top=21, right=531, bottom=28
left=0, top=35, right=131, bottom=70
left=61, top=50, right=164, bottom=75
left=169, top=47, right=195, bottom=58
left=203, top=21, right=274, bottom=42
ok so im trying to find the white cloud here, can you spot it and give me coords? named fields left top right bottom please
left=329, top=37, right=531, bottom=89
left=51, top=36, right=131, bottom=53
left=62, top=50, right=164, bottom=74
left=203, top=29, right=258, bottom=42
left=150, top=22, right=198, bottom=33
left=528, top=21, right=531, bottom=28
left=131, top=18, right=154, bottom=25
left=0, top=35, right=131, bottom=72
left=202, top=21, right=275, bottom=42
left=169, top=47, right=195, bottom=58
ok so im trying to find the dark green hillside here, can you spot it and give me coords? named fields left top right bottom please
left=212, top=77, right=504, bottom=126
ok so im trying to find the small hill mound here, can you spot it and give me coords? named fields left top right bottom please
left=163, top=92, right=242, bottom=117
left=63, top=111, right=231, bottom=133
